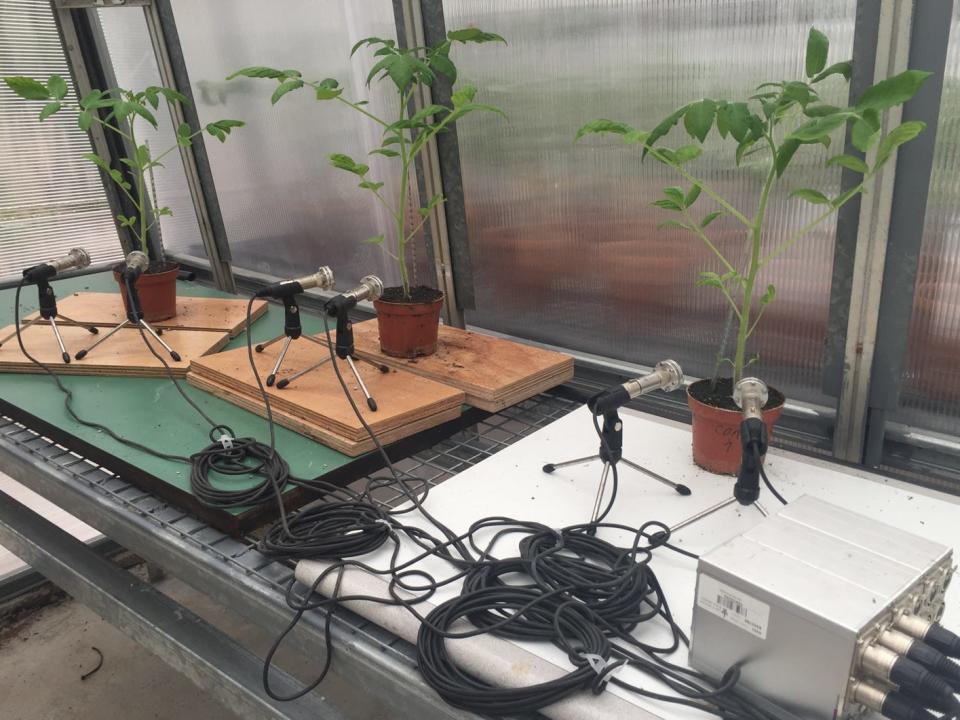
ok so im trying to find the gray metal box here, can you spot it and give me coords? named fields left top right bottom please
left=690, top=495, right=953, bottom=719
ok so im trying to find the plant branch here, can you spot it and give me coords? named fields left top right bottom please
left=680, top=209, right=737, bottom=275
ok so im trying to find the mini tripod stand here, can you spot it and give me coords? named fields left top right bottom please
left=660, top=412, right=774, bottom=538
left=256, top=296, right=390, bottom=412
left=75, top=276, right=181, bottom=362
left=543, top=406, right=692, bottom=523
left=0, top=278, right=99, bottom=363
left=253, top=294, right=330, bottom=387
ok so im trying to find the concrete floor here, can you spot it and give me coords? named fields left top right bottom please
left=0, top=568, right=390, bottom=720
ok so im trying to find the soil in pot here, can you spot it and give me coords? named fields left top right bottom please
left=113, top=260, right=179, bottom=323
left=687, top=377, right=785, bottom=475
left=374, top=285, right=444, bottom=359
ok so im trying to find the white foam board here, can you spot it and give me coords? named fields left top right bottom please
left=300, top=407, right=960, bottom=720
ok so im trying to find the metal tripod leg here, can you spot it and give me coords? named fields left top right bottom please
left=275, top=355, right=331, bottom=389
left=346, top=355, right=378, bottom=411
left=138, top=320, right=181, bottom=362
left=266, top=336, right=292, bottom=387
left=590, top=462, right=613, bottom=523
left=541, top=455, right=601, bottom=473
left=254, top=334, right=286, bottom=353
left=56, top=313, right=99, bottom=335
left=666, top=496, right=767, bottom=536
left=620, top=458, right=691, bottom=496
left=0, top=316, right=40, bottom=348
left=76, top=320, right=130, bottom=360
left=48, top=317, right=70, bottom=363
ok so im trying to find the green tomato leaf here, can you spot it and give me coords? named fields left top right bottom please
left=759, top=283, right=777, bottom=306
left=643, top=105, right=689, bottom=159
left=5, top=76, right=50, bottom=100
left=624, top=129, right=650, bottom=145
left=575, top=118, right=634, bottom=141
left=696, top=271, right=724, bottom=289
left=447, top=28, right=506, bottom=44
left=652, top=198, right=682, bottom=211
left=805, top=28, right=829, bottom=78
left=272, top=78, right=304, bottom=104
left=38, top=102, right=61, bottom=121
left=673, top=145, right=702, bottom=164
left=812, top=60, right=852, bottom=84
left=663, top=187, right=684, bottom=204
left=358, top=180, right=384, bottom=191
left=685, top=184, right=701, bottom=208
left=683, top=98, right=715, bottom=143
left=315, top=78, right=341, bottom=100
left=725, top=102, right=751, bottom=143
left=363, top=235, right=385, bottom=245
left=875, top=120, right=926, bottom=166
left=657, top=219, right=691, bottom=230
left=46, top=74, right=67, bottom=101
left=826, top=153, right=868, bottom=174
left=851, top=109, right=880, bottom=152
left=774, top=138, right=800, bottom=178
left=788, top=112, right=856, bottom=142
left=226, top=66, right=294, bottom=80
left=329, top=153, right=368, bottom=176
left=790, top=188, right=830, bottom=205
left=857, top=70, right=932, bottom=112
left=451, top=84, right=477, bottom=109
left=430, top=53, right=457, bottom=83
left=77, top=110, right=93, bottom=131
left=701, top=211, right=725, bottom=228
left=369, top=148, right=400, bottom=158
left=804, top=103, right=842, bottom=117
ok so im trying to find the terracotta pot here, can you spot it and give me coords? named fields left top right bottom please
left=113, top=262, right=179, bottom=322
left=687, top=379, right=785, bottom=475
left=373, top=292, right=444, bottom=358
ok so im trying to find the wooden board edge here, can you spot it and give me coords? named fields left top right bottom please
left=187, top=372, right=463, bottom=456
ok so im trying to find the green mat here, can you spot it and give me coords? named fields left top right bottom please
left=0, top=271, right=360, bottom=532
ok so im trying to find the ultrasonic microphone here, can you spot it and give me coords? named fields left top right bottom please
left=121, top=251, right=150, bottom=281
left=733, top=377, right=769, bottom=505
left=254, top=266, right=335, bottom=299
left=325, top=275, right=384, bottom=316
left=587, top=359, right=684, bottom=415
left=22, top=248, right=91, bottom=282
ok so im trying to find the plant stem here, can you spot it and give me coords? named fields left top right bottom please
left=128, top=116, right=149, bottom=258
left=733, top=157, right=777, bottom=383
left=396, top=94, right=411, bottom=297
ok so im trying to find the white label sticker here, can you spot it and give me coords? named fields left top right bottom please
left=696, top=574, right=770, bottom=639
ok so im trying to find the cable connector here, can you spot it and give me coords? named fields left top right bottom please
left=896, top=615, right=960, bottom=660
left=860, top=644, right=958, bottom=712
left=852, top=680, right=938, bottom=720
left=880, top=629, right=960, bottom=692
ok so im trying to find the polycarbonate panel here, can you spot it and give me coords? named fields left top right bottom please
left=97, top=7, right=203, bottom=259
left=168, top=0, right=416, bottom=290
left=447, top=0, right=855, bottom=404
left=0, top=0, right=121, bottom=280
left=892, top=4, right=960, bottom=436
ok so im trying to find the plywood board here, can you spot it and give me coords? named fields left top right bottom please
left=26, top=292, right=267, bottom=337
left=189, top=340, right=464, bottom=442
left=0, top=322, right=229, bottom=378
left=349, top=321, right=574, bottom=411
left=187, top=372, right=462, bottom=456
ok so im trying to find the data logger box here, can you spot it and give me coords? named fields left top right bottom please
left=689, top=495, right=953, bottom=719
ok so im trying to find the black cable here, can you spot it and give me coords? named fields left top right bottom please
left=756, top=446, right=788, bottom=505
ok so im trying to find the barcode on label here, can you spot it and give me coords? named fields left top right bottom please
left=697, top=574, right=770, bottom=639
left=717, top=592, right=745, bottom=616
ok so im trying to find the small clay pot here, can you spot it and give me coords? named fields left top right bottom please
left=113, top=261, right=179, bottom=322
left=373, top=290, right=444, bottom=358
left=687, top=378, right=785, bottom=475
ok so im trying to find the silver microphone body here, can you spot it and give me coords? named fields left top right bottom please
left=734, top=377, right=768, bottom=421
left=255, top=266, right=334, bottom=299
left=589, top=359, right=684, bottom=414
left=121, top=250, right=150, bottom=281
left=23, top=247, right=91, bottom=281
left=326, top=275, right=384, bottom=316
left=342, top=275, right=384, bottom=304
left=623, top=359, right=684, bottom=399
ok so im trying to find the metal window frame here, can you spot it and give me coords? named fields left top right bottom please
left=833, top=0, right=954, bottom=466
left=50, top=0, right=236, bottom=292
